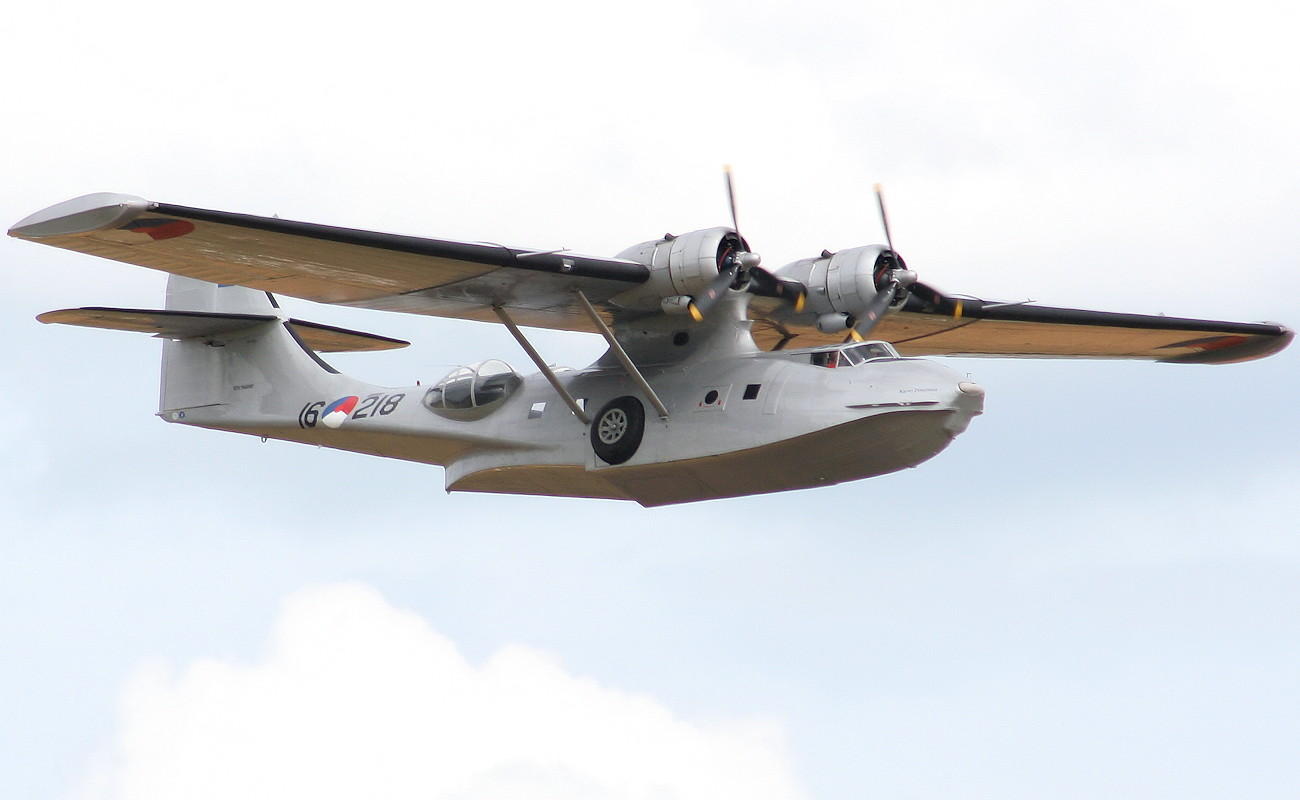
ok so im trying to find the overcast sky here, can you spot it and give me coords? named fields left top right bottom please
left=3, top=1, right=1298, bottom=799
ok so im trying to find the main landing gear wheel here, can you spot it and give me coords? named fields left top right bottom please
left=590, top=396, right=645, bottom=465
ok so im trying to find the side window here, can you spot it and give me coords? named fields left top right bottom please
left=423, top=359, right=522, bottom=420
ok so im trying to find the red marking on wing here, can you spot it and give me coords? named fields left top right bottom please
left=1170, top=335, right=1251, bottom=352
left=121, top=218, right=196, bottom=241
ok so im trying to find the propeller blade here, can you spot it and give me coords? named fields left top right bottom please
left=850, top=282, right=899, bottom=340
left=687, top=261, right=741, bottom=321
left=747, top=266, right=808, bottom=312
left=907, top=280, right=961, bottom=315
left=873, top=183, right=895, bottom=253
left=724, top=164, right=742, bottom=240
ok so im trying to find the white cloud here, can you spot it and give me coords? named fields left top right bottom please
left=70, top=582, right=805, bottom=800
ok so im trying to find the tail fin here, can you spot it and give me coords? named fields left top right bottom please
left=159, top=276, right=336, bottom=413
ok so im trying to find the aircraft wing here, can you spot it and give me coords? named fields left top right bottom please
left=751, top=294, right=1292, bottom=363
left=9, top=193, right=650, bottom=333
left=13, top=193, right=1290, bottom=364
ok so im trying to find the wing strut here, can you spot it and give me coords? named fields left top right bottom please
left=573, top=291, right=671, bottom=420
left=492, top=306, right=591, bottom=425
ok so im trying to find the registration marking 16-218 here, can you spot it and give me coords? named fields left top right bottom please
left=298, top=393, right=405, bottom=429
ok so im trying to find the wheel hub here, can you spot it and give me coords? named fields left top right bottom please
left=598, top=409, right=628, bottom=443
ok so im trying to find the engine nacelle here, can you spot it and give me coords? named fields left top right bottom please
left=611, top=227, right=744, bottom=311
left=773, top=245, right=906, bottom=319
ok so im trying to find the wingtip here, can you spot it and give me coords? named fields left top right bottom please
left=1159, top=324, right=1294, bottom=364
left=9, top=193, right=149, bottom=239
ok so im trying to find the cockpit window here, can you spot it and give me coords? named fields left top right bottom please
left=809, top=342, right=899, bottom=368
left=423, top=359, right=522, bottom=419
left=851, top=342, right=896, bottom=361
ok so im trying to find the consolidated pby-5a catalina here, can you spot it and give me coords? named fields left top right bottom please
left=10, top=178, right=1292, bottom=506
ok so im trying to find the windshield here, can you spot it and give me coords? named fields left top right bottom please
left=809, top=341, right=899, bottom=368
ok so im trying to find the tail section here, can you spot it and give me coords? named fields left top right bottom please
left=36, top=275, right=495, bottom=467
left=159, top=277, right=328, bottom=414
left=159, top=275, right=301, bottom=413
left=39, top=275, right=408, bottom=428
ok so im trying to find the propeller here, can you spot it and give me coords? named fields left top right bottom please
left=688, top=166, right=806, bottom=320
left=687, top=166, right=754, bottom=321
left=850, top=183, right=977, bottom=339
left=847, top=184, right=913, bottom=340
left=870, top=182, right=962, bottom=318
left=849, top=267, right=912, bottom=339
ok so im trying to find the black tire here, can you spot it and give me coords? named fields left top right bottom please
left=590, top=396, right=645, bottom=465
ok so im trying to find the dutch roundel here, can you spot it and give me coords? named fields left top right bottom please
left=321, top=396, right=359, bottom=428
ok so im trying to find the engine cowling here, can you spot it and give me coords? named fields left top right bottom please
left=772, top=245, right=907, bottom=321
left=611, top=227, right=745, bottom=313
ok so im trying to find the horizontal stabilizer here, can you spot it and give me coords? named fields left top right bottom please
left=37, top=307, right=410, bottom=353
left=284, top=318, right=410, bottom=352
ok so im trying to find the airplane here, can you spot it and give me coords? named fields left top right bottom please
left=9, top=182, right=1292, bottom=506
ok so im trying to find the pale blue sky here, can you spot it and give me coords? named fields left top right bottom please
left=3, top=1, right=1298, bottom=798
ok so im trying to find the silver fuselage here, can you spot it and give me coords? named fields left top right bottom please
left=166, top=329, right=983, bottom=505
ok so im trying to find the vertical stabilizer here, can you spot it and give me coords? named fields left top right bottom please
left=159, top=276, right=337, bottom=414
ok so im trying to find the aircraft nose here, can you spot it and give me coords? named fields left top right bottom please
left=944, top=378, right=985, bottom=434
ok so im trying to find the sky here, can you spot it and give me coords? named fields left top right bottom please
left=3, top=1, right=1298, bottom=798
